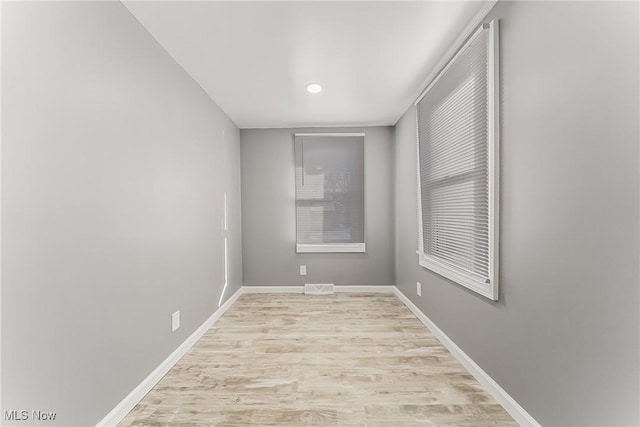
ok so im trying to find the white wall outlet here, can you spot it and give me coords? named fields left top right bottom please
left=172, top=310, right=180, bottom=332
left=300, top=265, right=307, bottom=276
left=417, top=282, right=422, bottom=296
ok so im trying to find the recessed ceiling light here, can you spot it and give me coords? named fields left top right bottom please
left=306, top=83, right=323, bottom=94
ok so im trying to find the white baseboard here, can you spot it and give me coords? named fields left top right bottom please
left=242, top=285, right=304, bottom=293
left=241, top=285, right=395, bottom=294
left=95, top=287, right=243, bottom=427
left=334, top=285, right=395, bottom=293
left=392, top=287, right=540, bottom=427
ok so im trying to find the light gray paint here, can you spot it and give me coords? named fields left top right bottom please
left=241, top=127, right=394, bottom=286
left=1, top=2, right=242, bottom=426
left=394, top=1, right=639, bottom=425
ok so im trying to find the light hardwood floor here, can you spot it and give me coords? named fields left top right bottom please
left=119, top=293, right=517, bottom=426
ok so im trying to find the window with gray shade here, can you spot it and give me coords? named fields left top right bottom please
left=295, top=133, right=365, bottom=253
left=416, top=21, right=499, bottom=300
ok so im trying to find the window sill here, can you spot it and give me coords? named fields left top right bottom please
left=416, top=251, right=497, bottom=300
left=297, top=243, right=366, bottom=253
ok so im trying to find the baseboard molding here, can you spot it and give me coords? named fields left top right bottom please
left=334, top=285, right=395, bottom=293
left=95, top=287, right=243, bottom=427
left=241, top=285, right=395, bottom=294
left=242, top=285, right=304, bottom=293
left=392, top=287, right=540, bottom=427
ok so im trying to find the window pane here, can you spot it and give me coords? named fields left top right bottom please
left=416, top=22, right=497, bottom=298
left=295, top=135, right=365, bottom=248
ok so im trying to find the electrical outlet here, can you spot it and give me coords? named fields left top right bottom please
left=300, top=265, right=307, bottom=276
left=417, top=282, right=422, bottom=296
left=172, top=311, right=180, bottom=332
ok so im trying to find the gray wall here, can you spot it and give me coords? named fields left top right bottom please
left=3, top=1, right=638, bottom=426
left=241, top=127, right=394, bottom=286
left=394, top=1, right=639, bottom=425
left=1, top=2, right=242, bottom=426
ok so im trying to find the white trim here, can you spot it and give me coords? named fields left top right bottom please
left=415, top=109, right=424, bottom=263
left=242, top=285, right=304, bottom=293
left=396, top=0, right=498, bottom=124
left=95, top=287, right=243, bottom=427
left=414, top=23, right=486, bottom=106
left=294, top=132, right=365, bottom=137
left=487, top=20, right=500, bottom=301
left=296, top=243, right=366, bottom=253
left=0, top=1, right=4, bottom=416
left=415, top=20, right=499, bottom=301
left=241, top=285, right=394, bottom=294
left=417, top=254, right=494, bottom=300
left=334, top=285, right=395, bottom=293
left=243, top=123, right=385, bottom=130
left=392, top=287, right=540, bottom=427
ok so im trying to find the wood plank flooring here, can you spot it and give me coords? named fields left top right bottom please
left=119, top=293, right=517, bottom=426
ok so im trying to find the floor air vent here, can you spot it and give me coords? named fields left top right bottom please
left=304, top=284, right=334, bottom=295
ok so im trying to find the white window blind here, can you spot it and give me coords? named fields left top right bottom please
left=416, top=21, right=499, bottom=300
left=295, top=133, right=365, bottom=253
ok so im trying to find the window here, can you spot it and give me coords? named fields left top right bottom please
left=295, top=133, right=365, bottom=253
left=416, top=21, right=499, bottom=300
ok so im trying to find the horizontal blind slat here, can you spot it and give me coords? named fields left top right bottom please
left=417, top=26, right=492, bottom=283
left=295, top=135, right=365, bottom=246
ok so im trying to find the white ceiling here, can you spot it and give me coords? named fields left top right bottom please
left=124, top=1, right=491, bottom=129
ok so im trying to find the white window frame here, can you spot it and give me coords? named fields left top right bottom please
left=296, top=243, right=365, bottom=253
left=294, top=132, right=366, bottom=254
left=415, top=21, right=500, bottom=300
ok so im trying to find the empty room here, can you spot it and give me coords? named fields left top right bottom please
left=1, top=1, right=639, bottom=426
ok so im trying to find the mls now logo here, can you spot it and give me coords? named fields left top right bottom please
left=4, top=409, right=57, bottom=421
